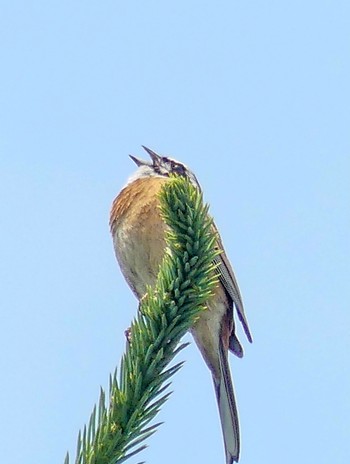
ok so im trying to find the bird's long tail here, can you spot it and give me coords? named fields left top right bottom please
left=213, top=341, right=240, bottom=464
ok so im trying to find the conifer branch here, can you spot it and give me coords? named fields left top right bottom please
left=66, top=176, right=219, bottom=464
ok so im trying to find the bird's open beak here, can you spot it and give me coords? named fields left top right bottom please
left=129, top=146, right=161, bottom=167
left=141, top=145, right=161, bottom=164
left=129, top=154, right=150, bottom=167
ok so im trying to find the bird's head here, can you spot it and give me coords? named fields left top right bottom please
left=127, top=146, right=201, bottom=191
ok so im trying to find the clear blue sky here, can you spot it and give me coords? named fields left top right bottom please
left=1, top=1, right=349, bottom=463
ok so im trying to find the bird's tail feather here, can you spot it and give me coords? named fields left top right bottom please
left=213, top=342, right=240, bottom=464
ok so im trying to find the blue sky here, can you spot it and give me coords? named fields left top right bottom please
left=1, top=1, right=349, bottom=463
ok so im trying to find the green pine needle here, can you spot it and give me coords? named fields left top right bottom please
left=66, top=175, right=219, bottom=464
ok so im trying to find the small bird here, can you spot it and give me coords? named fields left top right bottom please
left=110, top=146, right=252, bottom=463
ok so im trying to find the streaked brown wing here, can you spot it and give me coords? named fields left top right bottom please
left=213, top=225, right=253, bottom=343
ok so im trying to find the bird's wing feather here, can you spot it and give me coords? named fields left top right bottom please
left=213, top=227, right=252, bottom=343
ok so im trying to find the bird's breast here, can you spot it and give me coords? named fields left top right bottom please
left=110, top=177, right=168, bottom=299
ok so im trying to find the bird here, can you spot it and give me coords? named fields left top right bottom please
left=109, top=146, right=252, bottom=464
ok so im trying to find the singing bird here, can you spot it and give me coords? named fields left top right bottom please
left=110, top=146, right=252, bottom=463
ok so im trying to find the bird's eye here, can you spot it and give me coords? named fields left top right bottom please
left=171, top=162, right=186, bottom=176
